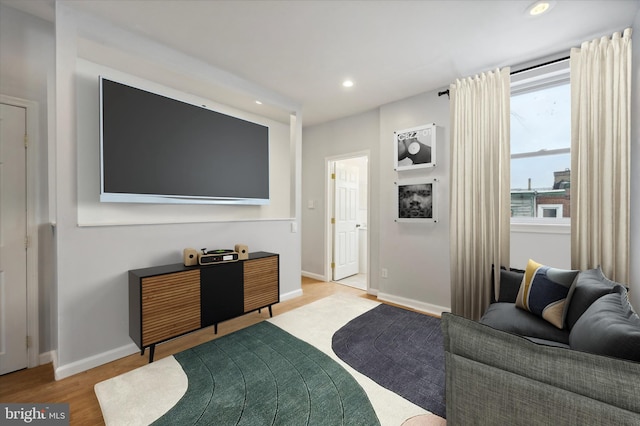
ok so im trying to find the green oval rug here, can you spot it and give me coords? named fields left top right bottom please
left=152, top=321, right=379, bottom=426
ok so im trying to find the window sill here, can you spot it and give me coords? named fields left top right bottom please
left=511, top=219, right=570, bottom=234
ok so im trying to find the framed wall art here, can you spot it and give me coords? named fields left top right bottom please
left=394, top=123, right=437, bottom=171
left=395, top=178, right=438, bottom=223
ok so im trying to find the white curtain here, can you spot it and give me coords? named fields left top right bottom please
left=570, top=28, right=632, bottom=284
left=449, top=68, right=511, bottom=320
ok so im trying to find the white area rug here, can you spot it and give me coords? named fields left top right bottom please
left=95, top=356, right=187, bottom=425
left=95, top=294, right=445, bottom=425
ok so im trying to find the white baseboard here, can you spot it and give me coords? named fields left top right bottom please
left=50, top=289, right=444, bottom=379
left=39, top=350, right=54, bottom=366
left=54, top=343, right=139, bottom=380
left=52, top=291, right=303, bottom=380
left=377, top=292, right=451, bottom=317
left=280, top=288, right=303, bottom=302
left=301, top=270, right=326, bottom=281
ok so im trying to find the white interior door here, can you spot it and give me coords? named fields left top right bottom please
left=333, top=161, right=359, bottom=281
left=0, top=102, right=28, bottom=375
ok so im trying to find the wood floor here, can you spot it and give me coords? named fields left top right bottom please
left=0, top=278, right=376, bottom=425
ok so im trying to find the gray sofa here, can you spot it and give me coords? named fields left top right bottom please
left=480, top=266, right=640, bottom=361
left=442, top=313, right=640, bottom=425
left=441, top=266, right=640, bottom=425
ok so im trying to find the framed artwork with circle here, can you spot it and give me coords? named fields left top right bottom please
left=394, top=123, right=437, bottom=171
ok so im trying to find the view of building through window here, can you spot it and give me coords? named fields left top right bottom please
left=511, top=82, right=570, bottom=219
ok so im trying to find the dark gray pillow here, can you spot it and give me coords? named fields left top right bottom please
left=566, top=267, right=624, bottom=329
left=569, top=287, right=640, bottom=362
left=497, top=268, right=524, bottom=303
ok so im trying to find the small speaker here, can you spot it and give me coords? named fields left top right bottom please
left=235, top=244, right=249, bottom=260
left=183, top=248, right=199, bottom=266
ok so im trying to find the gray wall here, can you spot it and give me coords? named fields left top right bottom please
left=50, top=3, right=302, bottom=378
left=0, top=4, right=55, bottom=355
left=377, top=92, right=452, bottom=312
left=302, top=109, right=380, bottom=287
left=4, top=1, right=639, bottom=376
left=302, top=29, right=640, bottom=314
left=302, top=86, right=575, bottom=314
left=2, top=2, right=303, bottom=378
left=302, top=84, right=577, bottom=314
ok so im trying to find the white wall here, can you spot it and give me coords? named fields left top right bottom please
left=0, top=3, right=55, bottom=355
left=510, top=225, right=571, bottom=270
left=377, top=92, right=452, bottom=313
left=301, top=109, right=380, bottom=288
left=302, top=90, right=454, bottom=314
left=52, top=3, right=302, bottom=378
left=6, top=1, right=637, bottom=378
left=302, top=86, right=577, bottom=316
left=303, top=37, right=640, bottom=313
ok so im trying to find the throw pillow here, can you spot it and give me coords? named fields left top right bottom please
left=497, top=268, right=525, bottom=303
left=515, top=259, right=579, bottom=329
left=569, top=286, right=640, bottom=362
left=565, top=266, right=626, bottom=329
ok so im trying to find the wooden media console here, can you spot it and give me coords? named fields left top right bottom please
left=129, top=251, right=279, bottom=362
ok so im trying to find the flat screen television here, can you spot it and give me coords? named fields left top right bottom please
left=99, top=77, right=269, bottom=205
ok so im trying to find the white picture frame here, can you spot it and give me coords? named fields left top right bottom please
left=395, top=178, right=438, bottom=223
left=394, top=123, right=437, bottom=171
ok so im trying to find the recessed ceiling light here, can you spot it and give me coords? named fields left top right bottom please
left=255, top=100, right=263, bottom=105
left=527, top=1, right=554, bottom=16
left=342, top=80, right=354, bottom=88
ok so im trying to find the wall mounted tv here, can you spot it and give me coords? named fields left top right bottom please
left=99, top=77, right=269, bottom=205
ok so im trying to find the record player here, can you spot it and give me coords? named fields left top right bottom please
left=197, top=248, right=239, bottom=265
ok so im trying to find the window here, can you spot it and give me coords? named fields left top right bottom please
left=510, top=59, right=570, bottom=222
left=538, top=204, right=563, bottom=218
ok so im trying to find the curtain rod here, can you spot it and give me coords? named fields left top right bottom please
left=438, top=55, right=570, bottom=98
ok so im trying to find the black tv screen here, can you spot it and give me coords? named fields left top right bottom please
left=99, top=77, right=269, bottom=205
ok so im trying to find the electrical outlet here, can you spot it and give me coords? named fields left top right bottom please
left=381, top=268, right=388, bottom=278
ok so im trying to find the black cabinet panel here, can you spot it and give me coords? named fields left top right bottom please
left=200, top=262, right=243, bottom=327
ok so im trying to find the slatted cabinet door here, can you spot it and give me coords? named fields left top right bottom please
left=141, top=269, right=201, bottom=347
left=243, top=256, right=279, bottom=313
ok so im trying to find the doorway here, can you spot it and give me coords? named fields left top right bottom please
left=327, top=154, right=369, bottom=291
left=0, top=95, right=39, bottom=375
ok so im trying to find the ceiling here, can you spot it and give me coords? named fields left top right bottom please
left=3, top=0, right=639, bottom=127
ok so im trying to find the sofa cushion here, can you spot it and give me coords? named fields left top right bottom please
left=515, top=259, right=579, bottom=329
left=524, top=337, right=570, bottom=348
left=480, top=302, right=570, bottom=344
left=565, top=266, right=625, bottom=329
left=569, top=287, right=640, bottom=362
